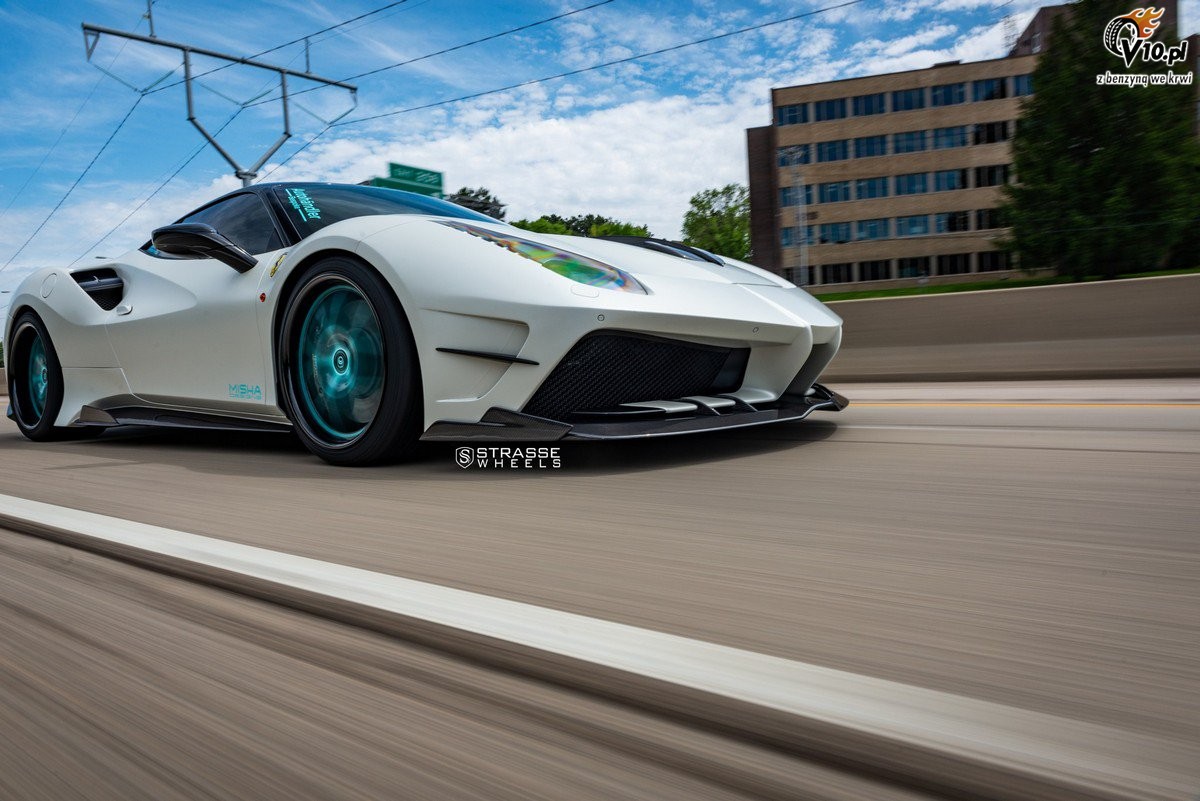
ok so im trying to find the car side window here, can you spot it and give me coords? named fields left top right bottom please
left=180, top=193, right=283, bottom=255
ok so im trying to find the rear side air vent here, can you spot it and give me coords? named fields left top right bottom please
left=72, top=267, right=124, bottom=311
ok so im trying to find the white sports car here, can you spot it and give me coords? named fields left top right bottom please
left=5, top=183, right=845, bottom=465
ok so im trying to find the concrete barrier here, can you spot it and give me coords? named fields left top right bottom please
left=2, top=275, right=1196, bottom=391
left=824, top=273, right=1200, bottom=382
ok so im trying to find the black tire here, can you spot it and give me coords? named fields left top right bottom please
left=277, top=256, right=422, bottom=466
left=1103, top=17, right=1138, bottom=57
left=7, top=311, right=99, bottom=441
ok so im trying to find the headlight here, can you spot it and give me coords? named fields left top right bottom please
left=436, top=220, right=647, bottom=294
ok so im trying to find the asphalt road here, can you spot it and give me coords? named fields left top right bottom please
left=1, top=380, right=1197, bottom=798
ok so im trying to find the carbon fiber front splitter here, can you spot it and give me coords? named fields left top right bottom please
left=420, top=383, right=848, bottom=442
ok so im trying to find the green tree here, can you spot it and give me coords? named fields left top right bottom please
left=447, top=187, right=507, bottom=220
left=510, top=216, right=572, bottom=235
left=681, top=184, right=750, bottom=260
left=1000, top=0, right=1200, bottom=279
left=511, top=214, right=651, bottom=237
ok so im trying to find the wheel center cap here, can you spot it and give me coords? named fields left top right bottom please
left=40, top=368, right=47, bottom=384
left=333, top=349, right=350, bottom=374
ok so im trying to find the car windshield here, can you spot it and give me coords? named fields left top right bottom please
left=272, top=184, right=496, bottom=238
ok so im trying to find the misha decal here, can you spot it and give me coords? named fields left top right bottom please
left=1098, top=7, right=1191, bottom=86
left=228, top=383, right=263, bottom=401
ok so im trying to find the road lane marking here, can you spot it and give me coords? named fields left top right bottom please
left=0, top=493, right=1195, bottom=801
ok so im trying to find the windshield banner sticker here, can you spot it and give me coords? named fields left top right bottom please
left=284, top=187, right=321, bottom=221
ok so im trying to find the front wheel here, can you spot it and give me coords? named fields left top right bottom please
left=7, top=311, right=98, bottom=441
left=278, top=257, right=422, bottom=465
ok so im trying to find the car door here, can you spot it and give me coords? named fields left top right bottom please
left=105, top=192, right=285, bottom=412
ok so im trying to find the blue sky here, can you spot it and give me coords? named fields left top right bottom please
left=1, top=0, right=1193, bottom=296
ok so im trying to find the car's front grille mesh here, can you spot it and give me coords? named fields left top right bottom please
left=523, top=332, right=747, bottom=420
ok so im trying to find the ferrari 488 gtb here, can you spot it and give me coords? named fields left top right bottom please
left=5, top=183, right=845, bottom=465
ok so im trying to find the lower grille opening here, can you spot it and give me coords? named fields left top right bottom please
left=523, top=331, right=750, bottom=420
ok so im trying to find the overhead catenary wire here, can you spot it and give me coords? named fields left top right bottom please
left=246, top=0, right=617, bottom=109
left=258, top=0, right=868, bottom=181
left=0, top=13, right=144, bottom=224
left=145, top=0, right=418, bottom=94
left=65, top=110, right=246, bottom=268
left=67, top=39, right=318, bottom=266
left=2, top=94, right=146, bottom=273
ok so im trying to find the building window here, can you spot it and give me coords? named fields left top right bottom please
left=931, top=83, right=966, bottom=106
left=817, top=181, right=852, bottom=203
left=935, top=211, right=970, bottom=233
left=784, top=267, right=809, bottom=285
left=856, top=218, right=890, bottom=240
left=896, top=215, right=930, bottom=237
left=776, top=103, right=808, bottom=125
left=777, top=144, right=811, bottom=166
left=893, top=130, right=927, bottom=153
left=852, top=93, right=887, bottom=116
left=898, top=256, right=931, bottom=277
left=780, top=185, right=814, bottom=207
left=978, top=251, right=1013, bottom=271
left=1013, top=74, right=1034, bottom=96
left=895, top=172, right=928, bottom=195
left=818, top=222, right=851, bottom=244
left=972, top=78, right=1007, bottom=102
left=814, top=98, right=847, bottom=121
left=781, top=226, right=815, bottom=247
left=856, top=176, right=889, bottom=200
left=820, top=263, right=853, bottom=284
left=975, top=164, right=1010, bottom=187
left=973, top=121, right=1010, bottom=145
left=937, top=253, right=972, bottom=275
left=892, top=87, right=925, bottom=111
left=975, top=208, right=1007, bottom=229
left=816, top=139, right=850, bottom=162
left=932, top=126, right=969, bottom=149
left=854, top=134, right=888, bottom=158
left=934, top=169, right=968, bottom=191
left=858, top=260, right=891, bottom=281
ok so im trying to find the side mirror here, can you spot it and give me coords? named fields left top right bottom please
left=151, top=223, right=258, bottom=273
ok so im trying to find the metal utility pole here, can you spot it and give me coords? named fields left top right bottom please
left=82, top=22, right=357, bottom=186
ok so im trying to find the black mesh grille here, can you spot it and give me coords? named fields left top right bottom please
left=523, top=332, right=747, bottom=420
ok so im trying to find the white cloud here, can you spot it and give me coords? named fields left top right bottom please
left=267, top=89, right=770, bottom=239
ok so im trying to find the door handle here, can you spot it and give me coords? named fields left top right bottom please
left=114, top=303, right=133, bottom=316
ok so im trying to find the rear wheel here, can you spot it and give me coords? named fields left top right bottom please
left=278, top=257, right=422, bottom=465
left=8, top=311, right=97, bottom=441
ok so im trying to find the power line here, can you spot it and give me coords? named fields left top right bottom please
left=258, top=0, right=866, bottom=179
left=340, top=0, right=866, bottom=126
left=66, top=110, right=246, bottom=267
left=247, top=0, right=616, bottom=109
left=67, top=42, right=316, bottom=266
left=145, top=0, right=417, bottom=95
left=2, top=95, right=145, bottom=272
left=0, top=14, right=143, bottom=222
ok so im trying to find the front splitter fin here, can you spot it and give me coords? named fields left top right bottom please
left=420, top=384, right=847, bottom=442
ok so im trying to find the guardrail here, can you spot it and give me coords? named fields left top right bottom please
left=824, top=274, right=1200, bottom=382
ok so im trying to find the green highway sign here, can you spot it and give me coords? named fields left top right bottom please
left=372, top=162, right=444, bottom=197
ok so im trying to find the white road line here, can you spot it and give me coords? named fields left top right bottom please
left=0, top=492, right=1195, bottom=801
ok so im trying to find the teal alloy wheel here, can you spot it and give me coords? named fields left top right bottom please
left=296, top=284, right=385, bottom=442
left=28, top=333, right=49, bottom=421
left=279, top=257, right=422, bottom=466
left=7, top=310, right=97, bottom=441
